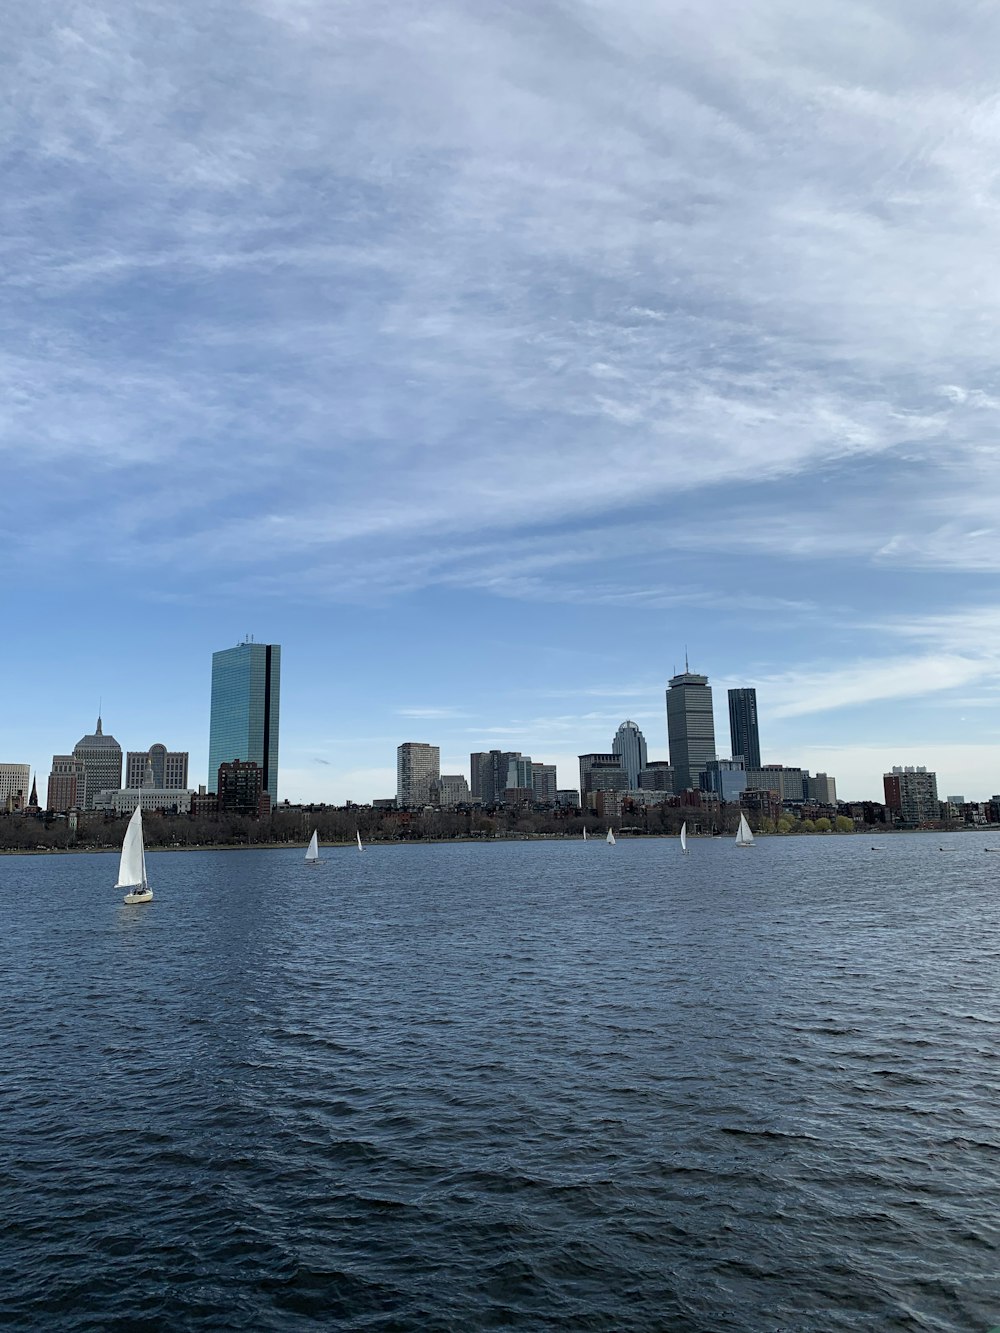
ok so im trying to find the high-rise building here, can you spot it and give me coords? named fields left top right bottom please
left=397, top=742, right=440, bottom=807
left=208, top=640, right=281, bottom=802
left=471, top=750, right=527, bottom=806
left=0, top=764, right=30, bottom=812
left=531, top=763, right=557, bottom=804
left=612, top=720, right=648, bottom=789
left=217, top=758, right=265, bottom=816
left=701, top=757, right=747, bottom=802
left=47, top=756, right=85, bottom=812
left=71, top=717, right=123, bottom=810
left=126, top=745, right=189, bottom=790
left=432, top=774, right=471, bottom=806
left=806, top=773, right=837, bottom=805
left=728, top=688, right=761, bottom=769
left=638, top=761, right=674, bottom=794
left=884, top=766, right=939, bottom=825
left=578, top=753, right=628, bottom=808
left=666, top=670, right=716, bottom=793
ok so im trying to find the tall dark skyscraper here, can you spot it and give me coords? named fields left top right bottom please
left=666, top=670, right=716, bottom=793
left=208, top=640, right=281, bottom=801
left=728, top=688, right=761, bottom=769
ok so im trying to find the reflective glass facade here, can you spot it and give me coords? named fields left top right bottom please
left=208, top=642, right=281, bottom=800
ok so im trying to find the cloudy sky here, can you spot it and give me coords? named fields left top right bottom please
left=4, top=0, right=1000, bottom=802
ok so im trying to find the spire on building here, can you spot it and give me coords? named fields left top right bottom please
left=142, top=757, right=155, bottom=789
left=96, top=715, right=103, bottom=736
left=29, top=774, right=38, bottom=807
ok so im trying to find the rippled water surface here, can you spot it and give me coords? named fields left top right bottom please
left=3, top=834, right=999, bottom=1330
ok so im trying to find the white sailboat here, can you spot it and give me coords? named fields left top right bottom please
left=583, top=826, right=589, bottom=841
left=735, top=813, right=755, bottom=848
left=606, top=828, right=616, bottom=845
left=117, top=806, right=152, bottom=904
left=356, top=829, right=364, bottom=852
left=305, top=829, right=320, bottom=864
left=680, top=821, right=688, bottom=854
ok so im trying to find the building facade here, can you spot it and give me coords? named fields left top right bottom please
left=884, top=766, right=939, bottom=825
left=806, top=772, right=837, bottom=804
left=397, top=742, right=440, bottom=807
left=217, top=758, right=266, bottom=816
left=0, top=764, right=31, bottom=812
left=728, top=688, right=761, bottom=769
left=578, top=753, right=628, bottom=808
left=126, top=745, right=189, bottom=790
left=666, top=671, right=717, bottom=793
left=71, top=717, right=123, bottom=810
left=208, top=640, right=281, bottom=802
left=531, top=763, right=557, bottom=805
left=612, top=720, right=648, bottom=790
left=701, top=757, right=748, bottom=802
left=432, top=774, right=471, bottom=806
left=638, top=761, right=674, bottom=794
left=471, top=750, right=528, bottom=806
left=47, top=756, right=85, bottom=812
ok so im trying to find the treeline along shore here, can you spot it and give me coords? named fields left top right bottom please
left=0, top=800, right=921, bottom=855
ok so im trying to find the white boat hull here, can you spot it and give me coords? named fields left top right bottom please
left=123, top=888, right=153, bottom=904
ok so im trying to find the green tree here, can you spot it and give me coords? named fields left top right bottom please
left=814, top=816, right=832, bottom=832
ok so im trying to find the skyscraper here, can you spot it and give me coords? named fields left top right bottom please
left=71, top=717, right=123, bottom=810
left=728, top=688, right=761, bottom=769
left=126, top=744, right=189, bottom=790
left=666, top=670, right=716, bottom=793
left=208, top=640, right=281, bottom=801
left=612, top=720, right=648, bottom=789
left=397, top=743, right=440, bottom=807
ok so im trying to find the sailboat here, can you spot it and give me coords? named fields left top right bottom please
left=305, top=830, right=320, bottom=864
left=356, top=829, right=364, bottom=852
left=117, top=806, right=152, bottom=904
left=735, top=813, right=755, bottom=848
left=606, top=828, right=616, bottom=845
left=680, top=821, right=688, bottom=854
left=583, top=826, right=589, bottom=841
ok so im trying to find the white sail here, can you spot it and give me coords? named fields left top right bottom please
left=680, top=821, right=688, bottom=853
left=305, top=830, right=319, bottom=862
left=606, top=828, right=616, bottom=845
left=735, top=813, right=755, bottom=847
left=583, top=826, right=588, bottom=840
left=356, top=829, right=364, bottom=851
left=115, top=806, right=147, bottom=889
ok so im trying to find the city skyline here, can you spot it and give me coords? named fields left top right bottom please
left=4, top=5, right=1000, bottom=803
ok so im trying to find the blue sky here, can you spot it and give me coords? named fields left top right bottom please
left=4, top=0, right=1000, bottom=803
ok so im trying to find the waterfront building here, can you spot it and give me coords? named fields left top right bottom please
left=728, top=688, right=761, bottom=769
left=0, top=763, right=31, bottom=812
left=666, top=670, right=717, bottom=792
left=397, top=742, right=440, bottom=808
left=208, top=640, right=281, bottom=803
left=432, top=774, right=471, bottom=807
left=126, top=745, right=189, bottom=790
left=701, top=757, right=747, bottom=802
left=217, top=758, right=267, bottom=817
left=806, top=772, right=837, bottom=804
left=612, top=721, right=648, bottom=790
left=555, top=789, right=580, bottom=807
left=47, top=756, right=85, bottom=812
left=884, top=766, right=939, bottom=825
left=97, top=787, right=195, bottom=815
left=578, top=754, right=628, bottom=808
left=638, top=761, right=674, bottom=794
left=471, top=750, right=528, bottom=806
left=531, top=763, right=557, bottom=805
left=70, top=717, right=123, bottom=811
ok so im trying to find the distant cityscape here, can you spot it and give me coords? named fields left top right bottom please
left=1, top=644, right=998, bottom=835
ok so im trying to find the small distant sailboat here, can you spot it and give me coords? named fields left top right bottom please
left=305, top=830, right=320, bottom=864
left=680, top=821, right=688, bottom=854
left=356, top=829, right=364, bottom=852
left=117, top=806, right=152, bottom=904
left=735, top=813, right=755, bottom=848
left=583, top=826, right=589, bottom=841
left=606, top=828, right=616, bottom=845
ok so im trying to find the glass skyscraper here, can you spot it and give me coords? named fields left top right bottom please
left=728, top=687, right=761, bottom=770
left=208, top=641, right=281, bottom=801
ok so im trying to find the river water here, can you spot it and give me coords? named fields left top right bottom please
left=2, top=834, right=998, bottom=1330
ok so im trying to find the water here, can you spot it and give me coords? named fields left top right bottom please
left=2, top=834, right=998, bottom=1331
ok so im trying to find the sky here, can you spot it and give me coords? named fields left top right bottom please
left=4, top=0, right=1000, bottom=804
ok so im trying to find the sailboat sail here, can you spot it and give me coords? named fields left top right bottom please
left=606, top=828, right=616, bottom=845
left=356, top=830, right=364, bottom=851
left=735, top=813, right=755, bottom=847
left=583, top=826, right=588, bottom=841
left=305, top=830, right=319, bottom=862
left=115, top=806, right=147, bottom=889
left=680, top=822, right=688, bottom=853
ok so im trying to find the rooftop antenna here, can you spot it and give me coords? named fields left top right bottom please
left=685, top=647, right=689, bottom=672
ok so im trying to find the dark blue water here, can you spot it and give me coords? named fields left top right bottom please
left=2, top=834, right=998, bottom=1331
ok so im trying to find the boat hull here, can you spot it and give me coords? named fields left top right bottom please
left=123, top=888, right=153, bottom=904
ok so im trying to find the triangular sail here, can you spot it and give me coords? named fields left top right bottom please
left=583, top=826, right=588, bottom=840
left=680, top=822, right=687, bottom=853
left=305, top=830, right=319, bottom=862
left=735, top=813, right=754, bottom=846
left=115, top=806, right=147, bottom=888
left=356, top=830, right=363, bottom=851
left=606, top=828, right=615, bottom=845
